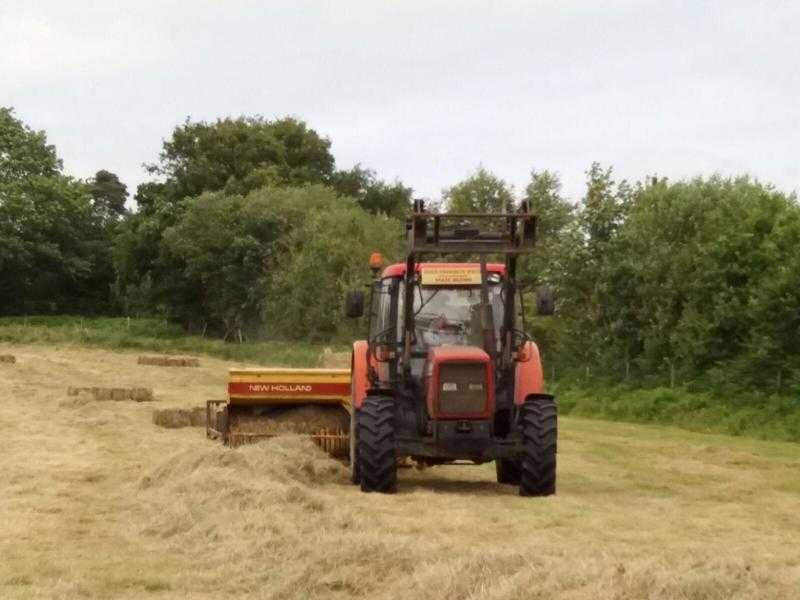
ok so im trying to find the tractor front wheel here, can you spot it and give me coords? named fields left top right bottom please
left=357, top=396, right=397, bottom=493
left=519, top=396, right=557, bottom=496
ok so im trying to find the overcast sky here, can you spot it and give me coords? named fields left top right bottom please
left=2, top=0, right=798, bottom=204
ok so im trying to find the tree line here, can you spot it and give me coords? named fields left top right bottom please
left=2, top=107, right=799, bottom=393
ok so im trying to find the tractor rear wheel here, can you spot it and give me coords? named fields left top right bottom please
left=519, top=396, right=557, bottom=497
left=357, top=396, right=397, bottom=493
left=495, top=458, right=521, bottom=485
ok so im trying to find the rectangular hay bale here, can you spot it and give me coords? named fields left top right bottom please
left=0, top=355, right=16, bottom=364
left=152, top=408, right=191, bottom=428
left=64, top=386, right=154, bottom=402
left=138, top=355, right=199, bottom=367
left=189, top=406, right=206, bottom=426
left=131, top=388, right=154, bottom=402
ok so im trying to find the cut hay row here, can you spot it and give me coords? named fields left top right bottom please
left=0, top=354, right=16, bottom=364
left=137, top=355, right=200, bottom=367
left=67, top=386, right=154, bottom=402
left=152, top=406, right=206, bottom=428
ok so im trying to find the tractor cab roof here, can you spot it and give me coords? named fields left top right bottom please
left=382, top=262, right=506, bottom=278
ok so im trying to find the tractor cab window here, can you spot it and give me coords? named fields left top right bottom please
left=398, top=282, right=504, bottom=352
left=369, top=278, right=394, bottom=342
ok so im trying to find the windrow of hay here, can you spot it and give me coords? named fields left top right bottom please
left=138, top=355, right=200, bottom=367
left=152, top=406, right=207, bottom=428
left=67, top=386, right=154, bottom=402
left=139, top=435, right=347, bottom=491
left=0, top=354, right=16, bottom=363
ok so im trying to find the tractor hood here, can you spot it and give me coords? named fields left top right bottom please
left=424, top=345, right=495, bottom=420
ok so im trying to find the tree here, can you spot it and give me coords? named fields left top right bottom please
left=443, top=167, right=514, bottom=214
left=332, top=165, right=412, bottom=218
left=89, top=170, right=128, bottom=217
left=0, top=107, right=116, bottom=314
left=155, top=184, right=401, bottom=340
left=615, top=177, right=800, bottom=388
left=114, top=115, right=348, bottom=317
left=545, top=164, right=633, bottom=373
left=147, top=116, right=336, bottom=204
left=0, top=107, right=60, bottom=180
left=264, top=202, right=402, bottom=340
left=521, top=169, right=575, bottom=284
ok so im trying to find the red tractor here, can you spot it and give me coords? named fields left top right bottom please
left=345, top=201, right=556, bottom=496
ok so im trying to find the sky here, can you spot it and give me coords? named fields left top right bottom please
left=1, top=0, right=798, bottom=205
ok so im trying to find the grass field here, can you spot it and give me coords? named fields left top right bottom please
left=1, top=342, right=799, bottom=599
left=0, top=316, right=342, bottom=367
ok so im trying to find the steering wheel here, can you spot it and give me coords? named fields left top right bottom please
left=417, top=312, right=464, bottom=333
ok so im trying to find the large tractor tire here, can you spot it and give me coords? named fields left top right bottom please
left=495, top=458, right=521, bottom=485
left=519, top=396, right=557, bottom=497
left=349, top=407, right=360, bottom=485
left=357, top=396, right=397, bottom=493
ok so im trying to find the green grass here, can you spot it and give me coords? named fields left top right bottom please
left=556, top=382, right=800, bottom=443
left=0, top=316, right=342, bottom=367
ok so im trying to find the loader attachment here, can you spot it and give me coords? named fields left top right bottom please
left=207, top=368, right=351, bottom=457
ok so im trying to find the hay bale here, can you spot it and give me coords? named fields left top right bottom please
left=138, top=356, right=169, bottom=366
left=131, top=388, right=154, bottom=402
left=152, top=408, right=192, bottom=428
left=189, top=406, right=206, bottom=426
left=64, top=386, right=154, bottom=402
left=138, top=355, right=199, bottom=367
left=0, top=354, right=16, bottom=364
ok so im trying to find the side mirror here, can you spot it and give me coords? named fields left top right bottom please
left=344, top=290, right=364, bottom=318
left=536, top=285, right=555, bottom=316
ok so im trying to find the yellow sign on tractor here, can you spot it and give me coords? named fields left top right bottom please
left=420, top=266, right=482, bottom=286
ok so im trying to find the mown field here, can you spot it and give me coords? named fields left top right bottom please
left=1, top=342, right=799, bottom=599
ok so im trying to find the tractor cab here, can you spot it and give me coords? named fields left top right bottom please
left=373, top=262, right=511, bottom=375
left=346, top=201, right=557, bottom=497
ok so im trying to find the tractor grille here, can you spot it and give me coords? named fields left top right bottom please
left=436, top=362, right=488, bottom=416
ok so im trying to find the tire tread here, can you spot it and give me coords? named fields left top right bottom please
left=519, top=397, right=557, bottom=497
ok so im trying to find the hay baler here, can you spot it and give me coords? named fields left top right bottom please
left=206, top=367, right=351, bottom=456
